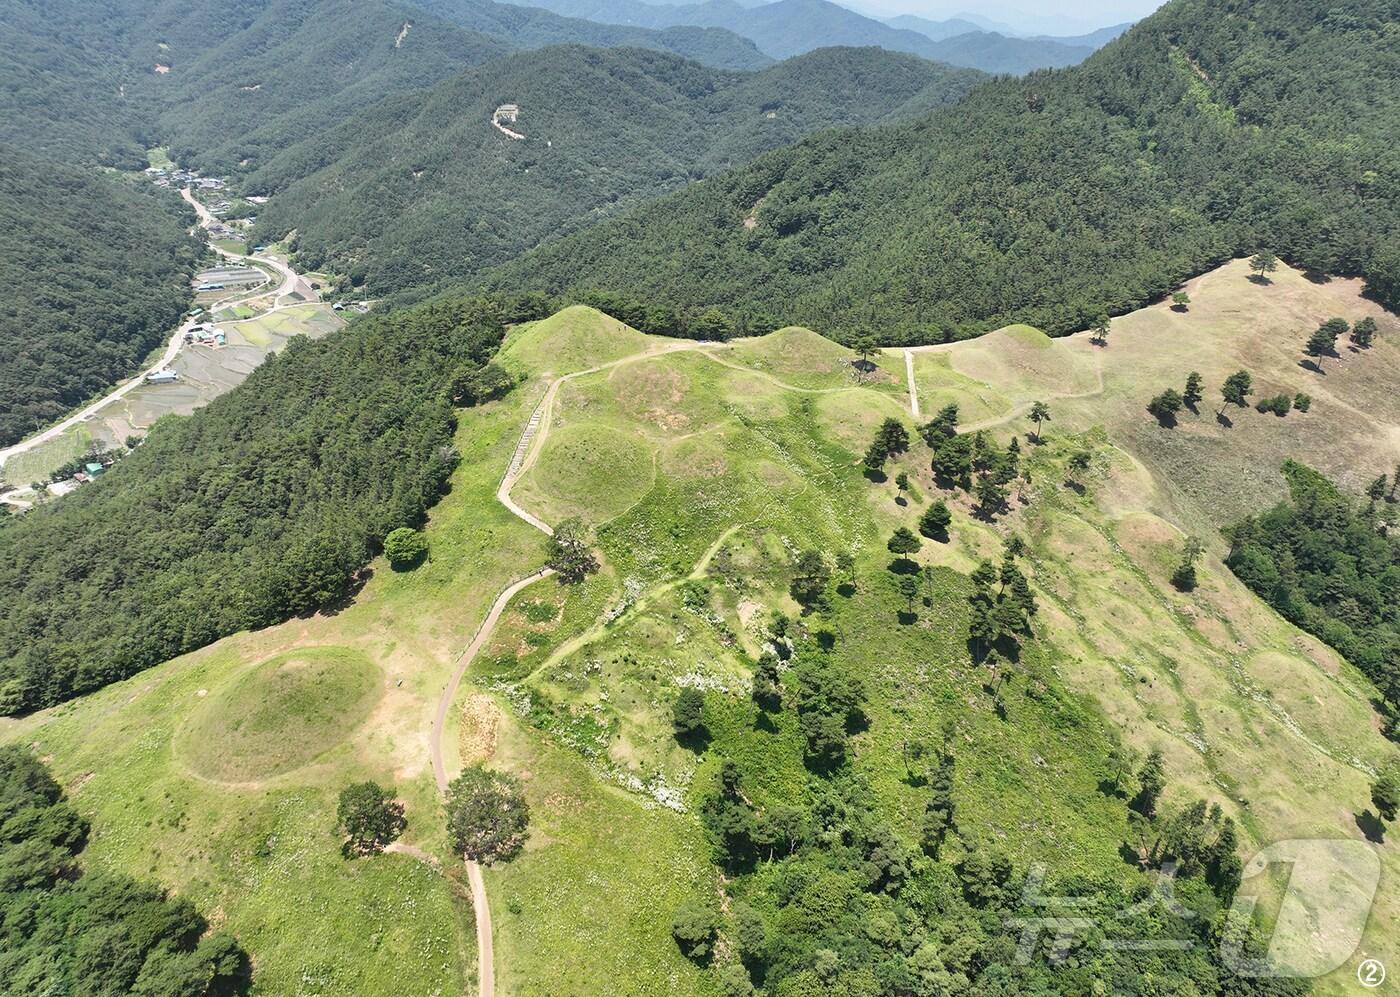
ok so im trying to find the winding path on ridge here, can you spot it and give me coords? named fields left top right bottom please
left=0, top=188, right=303, bottom=471
left=426, top=340, right=700, bottom=996
left=430, top=331, right=1095, bottom=993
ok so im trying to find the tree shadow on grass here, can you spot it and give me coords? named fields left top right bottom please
left=1302, top=270, right=1331, bottom=285
left=1248, top=274, right=1273, bottom=286
left=887, top=558, right=920, bottom=575
left=1299, top=358, right=1327, bottom=375
left=675, top=727, right=712, bottom=754
left=863, top=467, right=888, bottom=484
left=753, top=711, right=778, bottom=734
left=1215, top=411, right=1234, bottom=428
left=1355, top=810, right=1387, bottom=844
left=897, top=610, right=918, bottom=626
left=1098, top=778, right=1128, bottom=800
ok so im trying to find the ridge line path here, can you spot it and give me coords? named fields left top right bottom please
left=904, top=349, right=919, bottom=418
left=425, top=339, right=705, bottom=996
left=0, top=187, right=301, bottom=471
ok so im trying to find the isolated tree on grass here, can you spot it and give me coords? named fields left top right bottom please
left=853, top=336, right=878, bottom=380
left=921, top=737, right=956, bottom=859
left=1305, top=319, right=1347, bottom=371
left=897, top=574, right=920, bottom=616
left=546, top=519, right=598, bottom=583
left=1147, top=388, right=1184, bottom=427
left=752, top=651, right=783, bottom=712
left=920, top=499, right=952, bottom=541
left=1130, top=749, right=1166, bottom=819
left=446, top=765, right=529, bottom=863
left=1219, top=370, right=1253, bottom=417
left=1171, top=536, right=1206, bottom=592
left=1029, top=400, right=1051, bottom=442
left=835, top=550, right=856, bottom=590
left=895, top=471, right=911, bottom=501
left=790, top=549, right=831, bottom=610
left=876, top=417, right=910, bottom=455
left=1091, top=313, right=1111, bottom=346
left=1171, top=291, right=1191, bottom=312
left=1373, top=761, right=1400, bottom=824
left=337, top=781, right=406, bottom=857
left=1183, top=371, right=1204, bottom=410
left=1351, top=316, right=1378, bottom=348
left=1067, top=448, right=1093, bottom=487
left=887, top=527, right=922, bottom=569
left=863, top=440, right=888, bottom=475
left=383, top=527, right=427, bottom=568
left=1248, top=250, right=1278, bottom=281
left=672, top=687, right=706, bottom=741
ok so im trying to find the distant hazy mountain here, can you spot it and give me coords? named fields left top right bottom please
left=509, top=0, right=1117, bottom=73
left=884, top=13, right=983, bottom=41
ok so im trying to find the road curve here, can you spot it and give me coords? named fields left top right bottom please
left=0, top=186, right=299, bottom=472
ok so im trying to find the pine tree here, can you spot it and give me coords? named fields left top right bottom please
left=921, top=745, right=956, bottom=859
left=919, top=500, right=952, bottom=541
left=1182, top=371, right=1204, bottom=409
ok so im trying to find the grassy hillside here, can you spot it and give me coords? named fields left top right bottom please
left=0, top=146, right=199, bottom=451
left=250, top=45, right=982, bottom=295
left=481, top=0, right=1400, bottom=343
left=8, top=273, right=1397, bottom=992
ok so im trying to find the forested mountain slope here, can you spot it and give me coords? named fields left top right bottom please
left=0, top=147, right=199, bottom=451
left=481, top=0, right=1400, bottom=342
left=250, top=46, right=982, bottom=294
left=0, top=292, right=518, bottom=714
left=0, top=0, right=768, bottom=176
left=403, top=0, right=772, bottom=68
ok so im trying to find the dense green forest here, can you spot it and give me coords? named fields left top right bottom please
left=0, top=293, right=523, bottom=714
left=250, top=45, right=981, bottom=294
left=0, top=147, right=199, bottom=450
left=480, top=0, right=1400, bottom=343
left=1227, top=462, right=1400, bottom=737
left=0, top=745, right=249, bottom=993
left=0, top=0, right=769, bottom=176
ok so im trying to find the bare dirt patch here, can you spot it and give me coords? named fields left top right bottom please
left=458, top=693, right=500, bottom=766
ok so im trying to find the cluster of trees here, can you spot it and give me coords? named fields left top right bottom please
left=966, top=540, right=1038, bottom=664
left=0, top=294, right=513, bottom=714
left=921, top=404, right=1022, bottom=519
left=1148, top=369, right=1291, bottom=427
left=1303, top=316, right=1380, bottom=372
left=0, top=745, right=250, bottom=993
left=1116, top=748, right=1245, bottom=901
left=1226, top=462, right=1400, bottom=738
left=674, top=674, right=1282, bottom=997
left=484, top=0, right=1400, bottom=342
left=0, top=146, right=200, bottom=450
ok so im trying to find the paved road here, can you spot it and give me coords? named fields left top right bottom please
left=0, top=186, right=302, bottom=473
